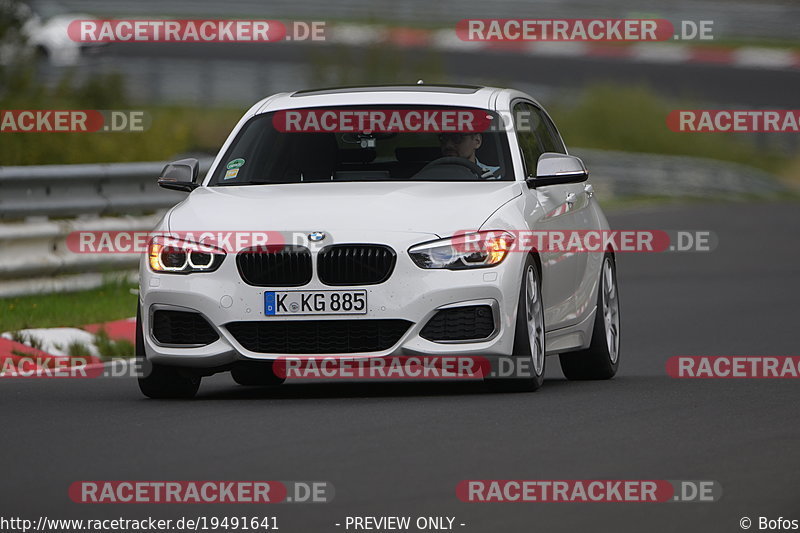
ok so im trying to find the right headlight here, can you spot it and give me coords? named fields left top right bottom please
left=148, top=236, right=226, bottom=274
left=408, top=231, right=515, bottom=270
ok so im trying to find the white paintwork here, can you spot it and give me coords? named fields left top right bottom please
left=170, top=182, right=523, bottom=237
left=141, top=86, right=612, bottom=366
left=18, top=4, right=100, bottom=67
left=536, top=153, right=587, bottom=177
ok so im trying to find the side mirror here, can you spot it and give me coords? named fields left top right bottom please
left=157, top=158, right=200, bottom=192
left=526, top=153, right=588, bottom=188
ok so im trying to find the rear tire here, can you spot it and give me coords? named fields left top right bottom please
left=231, top=361, right=285, bottom=386
left=136, top=307, right=201, bottom=399
left=559, top=253, right=620, bottom=380
left=486, top=255, right=545, bottom=392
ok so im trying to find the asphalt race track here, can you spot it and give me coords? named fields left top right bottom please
left=1, top=202, right=798, bottom=532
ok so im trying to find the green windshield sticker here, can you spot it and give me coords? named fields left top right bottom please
left=226, top=158, right=245, bottom=170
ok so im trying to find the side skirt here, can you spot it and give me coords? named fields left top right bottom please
left=544, top=306, right=597, bottom=355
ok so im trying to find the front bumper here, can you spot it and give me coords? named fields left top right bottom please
left=139, top=233, right=525, bottom=368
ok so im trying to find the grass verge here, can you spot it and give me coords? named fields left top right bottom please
left=0, top=66, right=242, bottom=165
left=548, top=84, right=800, bottom=186
left=0, top=281, right=138, bottom=332
left=3, top=62, right=797, bottom=185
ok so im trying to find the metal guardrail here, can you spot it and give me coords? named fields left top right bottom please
left=0, top=152, right=785, bottom=222
left=0, top=215, right=161, bottom=298
left=0, top=152, right=789, bottom=297
left=0, top=159, right=212, bottom=221
left=573, top=148, right=788, bottom=199
left=0, top=159, right=211, bottom=296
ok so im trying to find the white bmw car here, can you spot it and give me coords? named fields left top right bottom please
left=136, top=84, right=621, bottom=398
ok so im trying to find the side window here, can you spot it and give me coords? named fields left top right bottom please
left=526, top=103, right=564, bottom=154
left=540, top=112, right=566, bottom=154
left=513, top=102, right=545, bottom=176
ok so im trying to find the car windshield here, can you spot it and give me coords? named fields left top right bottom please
left=209, top=105, right=514, bottom=185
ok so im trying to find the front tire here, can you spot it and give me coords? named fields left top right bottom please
left=486, top=255, right=545, bottom=392
left=559, top=253, right=620, bottom=380
left=136, top=307, right=201, bottom=399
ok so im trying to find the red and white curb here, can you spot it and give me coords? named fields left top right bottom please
left=0, top=318, right=136, bottom=375
left=83, top=317, right=137, bottom=344
left=325, top=24, right=800, bottom=71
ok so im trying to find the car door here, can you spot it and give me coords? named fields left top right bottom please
left=513, top=101, right=581, bottom=329
left=535, top=105, right=598, bottom=323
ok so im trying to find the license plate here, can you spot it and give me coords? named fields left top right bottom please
left=264, top=290, right=367, bottom=316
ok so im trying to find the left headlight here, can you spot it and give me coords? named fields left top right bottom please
left=408, top=231, right=515, bottom=270
left=148, top=236, right=226, bottom=274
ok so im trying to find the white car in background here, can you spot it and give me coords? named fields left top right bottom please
left=10, top=0, right=101, bottom=65
left=137, top=84, right=621, bottom=398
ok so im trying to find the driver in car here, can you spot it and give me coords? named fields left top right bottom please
left=438, top=132, right=501, bottom=179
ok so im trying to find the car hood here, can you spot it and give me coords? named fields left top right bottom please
left=168, top=181, right=522, bottom=237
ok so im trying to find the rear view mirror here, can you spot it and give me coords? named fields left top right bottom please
left=527, top=153, right=588, bottom=188
left=158, top=158, right=200, bottom=192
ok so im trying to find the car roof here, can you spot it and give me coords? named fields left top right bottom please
left=255, top=84, right=507, bottom=114
left=293, top=84, right=485, bottom=96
